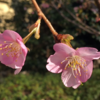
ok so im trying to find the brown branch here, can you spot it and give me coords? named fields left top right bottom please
left=94, top=0, right=100, bottom=16
left=55, top=0, right=100, bottom=35
left=31, top=0, right=58, bottom=36
left=62, top=5, right=100, bottom=34
left=51, top=2, right=100, bottom=35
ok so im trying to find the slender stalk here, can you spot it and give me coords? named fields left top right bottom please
left=23, top=28, right=37, bottom=44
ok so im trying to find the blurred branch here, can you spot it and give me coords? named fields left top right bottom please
left=94, top=0, right=100, bottom=16
left=62, top=4, right=100, bottom=35
left=51, top=2, right=100, bottom=35
left=31, top=0, right=58, bottom=36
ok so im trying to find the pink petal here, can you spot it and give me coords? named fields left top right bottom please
left=0, top=47, right=26, bottom=69
left=72, top=84, right=81, bottom=89
left=0, top=34, right=5, bottom=44
left=53, top=43, right=75, bottom=55
left=61, top=68, right=81, bottom=88
left=46, top=52, right=67, bottom=73
left=0, top=53, right=16, bottom=65
left=14, top=66, right=22, bottom=74
left=78, top=61, right=93, bottom=82
left=6, top=51, right=26, bottom=74
left=14, top=51, right=26, bottom=66
left=16, top=39, right=28, bottom=55
left=3, top=30, right=22, bottom=41
left=76, top=47, right=100, bottom=60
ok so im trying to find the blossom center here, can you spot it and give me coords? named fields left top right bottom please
left=0, top=41, right=21, bottom=58
left=61, top=55, right=87, bottom=78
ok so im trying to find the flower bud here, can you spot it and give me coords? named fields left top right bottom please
left=29, top=18, right=41, bottom=39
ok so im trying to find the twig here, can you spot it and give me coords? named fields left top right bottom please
left=62, top=5, right=100, bottom=34
left=31, top=0, right=58, bottom=36
left=52, top=2, right=100, bottom=35
left=94, top=0, right=100, bottom=16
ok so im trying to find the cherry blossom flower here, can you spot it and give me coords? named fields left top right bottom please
left=46, top=43, right=100, bottom=89
left=0, top=30, right=28, bottom=74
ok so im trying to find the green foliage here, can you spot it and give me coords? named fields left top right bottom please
left=0, top=69, right=100, bottom=100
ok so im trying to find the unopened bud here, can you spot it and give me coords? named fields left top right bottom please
left=29, top=18, right=41, bottom=39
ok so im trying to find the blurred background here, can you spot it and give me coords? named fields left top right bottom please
left=0, top=0, right=100, bottom=100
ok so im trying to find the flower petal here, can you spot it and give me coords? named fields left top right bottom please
left=14, top=66, right=22, bottom=74
left=72, top=84, right=81, bottom=89
left=6, top=51, right=26, bottom=74
left=0, top=34, right=5, bottom=44
left=0, top=52, right=16, bottom=65
left=76, top=47, right=100, bottom=60
left=46, top=52, right=67, bottom=73
left=15, top=50, right=26, bottom=66
left=61, top=68, right=81, bottom=88
left=53, top=43, right=75, bottom=55
left=3, top=30, right=22, bottom=41
left=79, top=61, right=93, bottom=82
left=17, top=39, right=28, bottom=55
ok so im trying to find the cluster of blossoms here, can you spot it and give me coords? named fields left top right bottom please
left=1, top=0, right=100, bottom=91
left=1, top=29, right=100, bottom=89
left=1, top=19, right=100, bottom=90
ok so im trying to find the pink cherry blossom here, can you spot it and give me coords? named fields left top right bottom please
left=46, top=43, right=100, bottom=89
left=0, top=30, right=28, bottom=74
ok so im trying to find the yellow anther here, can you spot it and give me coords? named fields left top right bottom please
left=68, top=64, right=70, bottom=66
left=0, top=44, right=2, bottom=46
left=6, top=53, right=9, bottom=57
left=1, top=53, right=3, bottom=55
left=4, top=41, right=6, bottom=43
left=0, top=48, right=2, bottom=50
left=75, top=76, right=76, bottom=78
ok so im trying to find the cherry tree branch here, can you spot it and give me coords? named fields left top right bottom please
left=31, top=0, right=58, bottom=36
left=62, top=5, right=100, bottom=34
left=94, top=0, right=100, bottom=16
left=51, top=2, right=100, bottom=35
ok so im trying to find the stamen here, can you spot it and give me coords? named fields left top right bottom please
left=0, top=42, right=21, bottom=60
left=4, top=41, right=6, bottom=43
left=61, top=55, right=87, bottom=79
left=61, top=58, right=67, bottom=64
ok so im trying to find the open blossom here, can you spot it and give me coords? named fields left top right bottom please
left=0, top=30, right=28, bottom=74
left=46, top=43, right=100, bottom=89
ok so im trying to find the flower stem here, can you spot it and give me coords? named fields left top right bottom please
left=31, top=0, right=58, bottom=36
left=23, top=28, right=37, bottom=44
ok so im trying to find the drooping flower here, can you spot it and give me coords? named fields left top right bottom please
left=46, top=43, right=100, bottom=89
left=0, top=30, right=28, bottom=74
